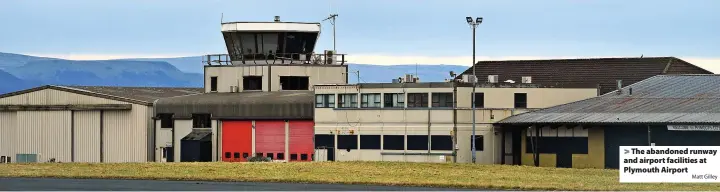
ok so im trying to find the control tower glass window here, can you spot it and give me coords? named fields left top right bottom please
left=223, top=32, right=318, bottom=62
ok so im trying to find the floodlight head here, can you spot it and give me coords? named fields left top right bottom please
left=466, top=17, right=473, bottom=23
left=476, top=17, right=483, bottom=24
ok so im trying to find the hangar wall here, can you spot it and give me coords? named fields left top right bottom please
left=0, top=88, right=153, bottom=163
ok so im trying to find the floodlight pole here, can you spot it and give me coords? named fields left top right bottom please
left=467, top=16, right=482, bottom=164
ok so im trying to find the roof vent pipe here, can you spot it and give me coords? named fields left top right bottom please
left=274, top=16, right=281, bottom=22
left=616, top=80, right=623, bottom=94
left=629, top=87, right=633, bottom=96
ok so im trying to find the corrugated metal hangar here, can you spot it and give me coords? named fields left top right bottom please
left=0, top=85, right=202, bottom=163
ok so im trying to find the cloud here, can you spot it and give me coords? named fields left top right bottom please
left=29, top=53, right=720, bottom=73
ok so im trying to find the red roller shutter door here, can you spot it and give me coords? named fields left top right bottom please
left=289, top=120, right=315, bottom=162
left=221, top=121, right=252, bottom=162
left=255, top=121, right=286, bottom=160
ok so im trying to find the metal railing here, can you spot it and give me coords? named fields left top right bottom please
left=203, top=53, right=347, bottom=66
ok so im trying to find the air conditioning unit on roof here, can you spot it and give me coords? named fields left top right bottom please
left=488, top=75, right=499, bottom=83
left=522, top=76, right=532, bottom=84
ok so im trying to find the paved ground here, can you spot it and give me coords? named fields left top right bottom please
left=0, top=177, right=479, bottom=191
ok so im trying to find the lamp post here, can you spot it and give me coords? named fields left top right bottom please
left=466, top=16, right=482, bottom=163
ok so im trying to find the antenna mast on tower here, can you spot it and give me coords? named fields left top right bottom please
left=322, top=14, right=339, bottom=53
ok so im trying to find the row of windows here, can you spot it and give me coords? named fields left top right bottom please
left=209, top=76, right=311, bottom=92
left=223, top=152, right=311, bottom=161
left=315, top=134, right=484, bottom=151
left=316, top=92, right=528, bottom=109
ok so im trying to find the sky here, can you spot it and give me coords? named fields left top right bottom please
left=1, top=0, right=719, bottom=71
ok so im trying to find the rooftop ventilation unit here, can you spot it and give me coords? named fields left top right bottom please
left=229, top=86, right=239, bottom=93
left=488, top=75, right=499, bottom=83
left=521, top=76, right=532, bottom=84
left=324, top=50, right=335, bottom=64
left=403, top=74, right=416, bottom=83
left=274, top=16, right=281, bottom=22
left=461, top=74, right=478, bottom=83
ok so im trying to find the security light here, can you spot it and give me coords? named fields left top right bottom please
left=466, top=17, right=473, bottom=23
left=476, top=17, right=483, bottom=24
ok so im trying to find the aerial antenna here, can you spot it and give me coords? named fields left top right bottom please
left=322, top=14, right=339, bottom=53
left=220, top=13, right=224, bottom=24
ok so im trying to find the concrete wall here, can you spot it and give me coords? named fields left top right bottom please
left=204, top=65, right=347, bottom=93
left=0, top=88, right=153, bottom=163
left=314, top=84, right=597, bottom=164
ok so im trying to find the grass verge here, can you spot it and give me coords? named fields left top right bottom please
left=0, top=161, right=718, bottom=191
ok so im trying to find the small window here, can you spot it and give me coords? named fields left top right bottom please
left=243, top=76, right=263, bottom=91
left=315, top=134, right=335, bottom=148
left=210, top=76, right=218, bottom=92
left=243, top=153, right=249, bottom=158
left=407, top=135, right=429, bottom=150
left=407, top=93, right=428, bottom=108
left=256, top=153, right=263, bottom=157
left=338, top=135, right=358, bottom=150
left=431, top=93, right=453, bottom=108
left=430, top=135, right=453, bottom=150
left=277, top=153, right=285, bottom=160
left=301, top=154, right=308, bottom=160
left=280, top=76, right=309, bottom=90
left=360, top=135, right=381, bottom=149
left=267, top=153, right=274, bottom=160
left=157, top=113, right=174, bottom=128
left=233, top=152, right=240, bottom=158
left=472, top=135, right=484, bottom=151
left=315, top=94, right=336, bottom=108
left=514, top=93, right=527, bottom=108
left=474, top=93, right=485, bottom=108
left=225, top=152, right=231, bottom=158
left=192, top=113, right=211, bottom=128
left=290, top=154, right=298, bottom=160
left=361, top=93, right=382, bottom=108
left=339, top=94, right=358, bottom=108
left=384, top=93, right=404, bottom=108
left=383, top=135, right=405, bottom=150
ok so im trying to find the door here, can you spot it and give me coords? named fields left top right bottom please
left=221, top=121, right=252, bottom=162
left=255, top=121, right=286, bottom=161
left=289, top=121, right=314, bottom=162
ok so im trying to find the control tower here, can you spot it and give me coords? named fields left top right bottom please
left=203, top=16, right=348, bottom=93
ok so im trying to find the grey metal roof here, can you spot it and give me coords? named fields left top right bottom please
left=182, top=129, right=212, bottom=141
left=0, top=85, right=204, bottom=106
left=498, top=75, right=720, bottom=124
left=63, top=86, right=204, bottom=104
left=154, top=91, right=314, bottom=120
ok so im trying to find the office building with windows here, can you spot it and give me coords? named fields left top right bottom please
left=312, top=77, right=599, bottom=164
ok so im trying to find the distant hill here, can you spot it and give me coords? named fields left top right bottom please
left=348, top=64, right=466, bottom=83
left=4, top=59, right=202, bottom=88
left=0, top=52, right=470, bottom=94
left=117, top=56, right=469, bottom=83
left=0, top=52, right=53, bottom=69
left=0, top=69, right=40, bottom=94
